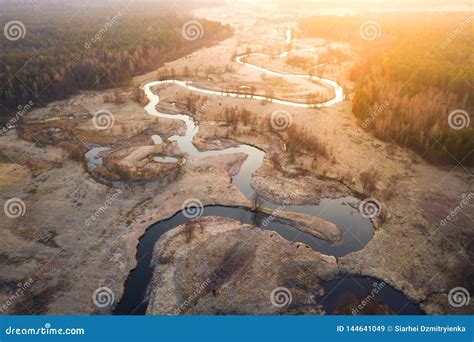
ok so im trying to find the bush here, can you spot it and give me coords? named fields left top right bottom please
left=360, top=168, right=379, bottom=195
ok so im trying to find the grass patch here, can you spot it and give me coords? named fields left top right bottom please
left=0, top=150, right=11, bottom=163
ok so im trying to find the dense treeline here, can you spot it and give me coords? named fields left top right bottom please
left=0, top=7, right=232, bottom=121
left=300, top=14, right=473, bottom=165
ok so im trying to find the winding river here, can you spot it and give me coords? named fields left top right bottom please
left=106, top=45, right=419, bottom=315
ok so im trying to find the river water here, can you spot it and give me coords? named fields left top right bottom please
left=106, top=46, right=419, bottom=315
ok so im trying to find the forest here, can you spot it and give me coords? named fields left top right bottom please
left=300, top=13, right=473, bottom=166
left=0, top=6, right=232, bottom=122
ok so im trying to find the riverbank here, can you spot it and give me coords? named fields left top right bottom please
left=0, top=7, right=471, bottom=316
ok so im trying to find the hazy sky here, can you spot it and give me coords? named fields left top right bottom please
left=0, top=0, right=470, bottom=3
